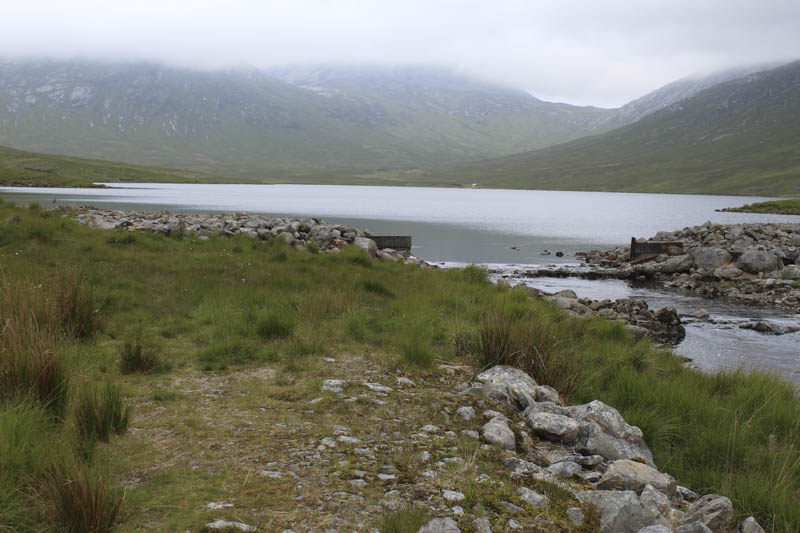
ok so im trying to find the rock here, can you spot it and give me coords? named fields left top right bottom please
left=517, top=487, right=547, bottom=508
left=577, top=490, right=667, bottom=533
left=418, top=517, right=461, bottom=533
left=353, top=237, right=377, bottom=254
left=476, top=365, right=538, bottom=412
left=396, top=377, right=416, bottom=387
left=682, top=494, right=733, bottom=533
left=481, top=417, right=516, bottom=450
left=442, top=490, right=465, bottom=502
left=456, top=406, right=475, bottom=421
left=596, top=459, right=677, bottom=496
left=654, top=307, right=680, bottom=325
left=567, top=400, right=654, bottom=465
left=533, top=384, right=562, bottom=405
left=547, top=461, right=583, bottom=479
left=661, top=254, right=694, bottom=274
left=472, top=517, right=492, bottom=533
left=715, top=267, right=743, bottom=280
left=637, top=526, right=671, bottom=533
left=322, top=379, right=346, bottom=393
left=206, top=520, right=257, bottom=532
left=640, top=484, right=671, bottom=515
left=739, top=321, right=794, bottom=335
left=675, top=485, right=699, bottom=503
left=525, top=412, right=580, bottom=443
left=507, top=519, right=523, bottom=529
left=420, top=425, right=440, bottom=433
left=566, top=507, right=585, bottom=526
left=692, top=247, right=732, bottom=271
left=692, top=309, right=710, bottom=319
left=736, top=246, right=780, bottom=274
left=738, top=516, right=765, bottom=533
left=363, top=382, right=393, bottom=393
left=675, top=523, right=713, bottom=533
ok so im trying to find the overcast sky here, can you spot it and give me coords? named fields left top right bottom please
left=2, top=0, right=799, bottom=107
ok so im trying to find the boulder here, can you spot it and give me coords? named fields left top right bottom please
left=692, top=247, right=732, bottom=271
left=577, top=490, right=667, bottom=533
left=517, top=487, right=547, bottom=508
left=525, top=412, right=580, bottom=443
left=661, top=254, right=694, bottom=274
left=675, top=523, right=713, bottom=533
left=353, top=237, right=377, bottom=255
left=567, top=400, right=654, bottom=465
left=596, top=459, right=677, bottom=496
left=736, top=246, right=780, bottom=274
left=714, top=267, right=743, bottom=280
left=640, top=484, right=671, bottom=515
left=481, top=417, right=516, bottom=450
left=418, top=517, right=461, bottom=533
left=476, top=365, right=538, bottom=412
left=681, top=494, right=733, bottom=533
left=637, top=526, right=671, bottom=533
left=738, top=516, right=765, bottom=533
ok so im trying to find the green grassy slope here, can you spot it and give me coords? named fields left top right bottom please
left=0, top=144, right=229, bottom=187
left=0, top=201, right=799, bottom=530
left=446, top=61, right=800, bottom=196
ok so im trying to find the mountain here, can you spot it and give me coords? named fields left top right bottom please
left=594, top=64, right=774, bottom=130
left=449, top=61, right=800, bottom=196
left=0, top=60, right=614, bottom=177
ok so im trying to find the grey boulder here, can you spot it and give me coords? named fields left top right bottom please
left=418, top=517, right=461, bottom=533
left=481, top=417, right=516, bottom=450
left=525, top=412, right=580, bottom=443
left=596, top=459, right=677, bottom=496
left=476, top=365, right=538, bottom=412
left=692, top=247, right=732, bottom=271
left=736, top=246, right=780, bottom=274
left=681, top=494, right=733, bottom=533
left=661, top=254, right=694, bottom=274
left=577, top=490, right=667, bottom=533
left=567, top=400, right=654, bottom=465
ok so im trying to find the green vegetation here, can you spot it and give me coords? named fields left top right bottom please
left=722, top=198, right=800, bottom=215
left=445, top=61, right=800, bottom=196
left=0, top=200, right=799, bottom=530
left=0, top=144, right=227, bottom=187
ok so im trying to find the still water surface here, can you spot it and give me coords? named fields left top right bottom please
left=2, top=183, right=798, bottom=383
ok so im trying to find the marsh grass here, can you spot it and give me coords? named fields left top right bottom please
left=1, top=202, right=800, bottom=530
left=376, top=506, right=430, bottom=533
left=44, top=460, right=123, bottom=533
left=119, top=327, right=165, bottom=374
left=73, top=381, right=131, bottom=444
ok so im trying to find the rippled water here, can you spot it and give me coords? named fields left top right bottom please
left=2, top=183, right=798, bottom=382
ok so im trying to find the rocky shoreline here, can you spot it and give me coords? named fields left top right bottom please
left=523, top=222, right=800, bottom=314
left=65, top=207, right=427, bottom=266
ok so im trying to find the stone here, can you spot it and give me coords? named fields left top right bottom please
left=566, top=507, right=585, bottom=526
left=736, top=246, right=780, bottom=274
left=715, top=267, right=743, bottom=280
left=637, top=526, right=671, bottom=533
left=533, top=384, right=562, bottom=405
left=738, top=516, right=765, bottom=533
left=476, top=365, right=538, bottom=412
left=675, top=485, right=699, bottom=503
left=442, top=490, right=465, bottom=502
left=396, top=377, right=416, bottom=387
left=640, top=484, right=671, bottom=515
left=363, top=382, right=393, bottom=393
left=525, top=412, right=580, bottom=443
left=596, top=459, right=677, bottom=496
left=577, top=490, right=667, bottom=533
left=205, top=520, right=257, bottom=532
left=661, top=254, right=694, bottom=274
left=481, top=416, right=516, bottom=450
left=517, top=487, right=547, bottom=508
left=418, top=517, right=461, bottom=533
left=322, top=379, right=346, bottom=393
left=682, top=494, right=733, bottom=533
left=547, top=461, right=583, bottom=479
left=353, top=237, right=377, bottom=254
left=507, top=519, right=523, bottom=529
left=456, top=406, right=475, bottom=420
left=420, top=425, right=440, bottom=433
left=675, top=523, right=713, bottom=533
left=692, top=309, right=710, bottom=319
left=472, top=517, right=492, bottom=533
left=692, top=247, right=732, bottom=271
left=567, top=400, right=654, bottom=465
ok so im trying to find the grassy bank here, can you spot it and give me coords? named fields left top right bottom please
left=722, top=198, right=800, bottom=215
left=1, top=199, right=799, bottom=531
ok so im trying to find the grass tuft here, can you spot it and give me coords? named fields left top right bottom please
left=73, top=381, right=131, bottom=444
left=119, top=328, right=165, bottom=374
left=377, top=506, right=431, bottom=533
left=44, top=460, right=123, bottom=533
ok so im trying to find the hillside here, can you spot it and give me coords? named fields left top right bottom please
left=448, top=61, right=800, bottom=196
left=0, top=144, right=226, bottom=187
left=0, top=60, right=614, bottom=177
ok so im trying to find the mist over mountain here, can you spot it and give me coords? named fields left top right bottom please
left=451, top=61, right=800, bottom=196
left=0, top=59, right=614, bottom=177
